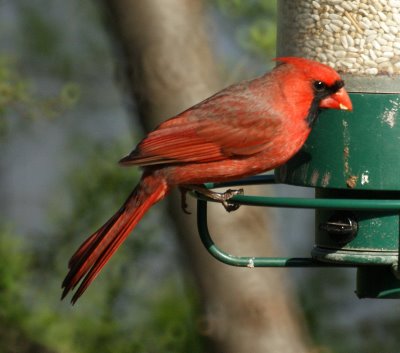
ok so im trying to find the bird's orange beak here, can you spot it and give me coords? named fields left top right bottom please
left=319, top=87, right=353, bottom=111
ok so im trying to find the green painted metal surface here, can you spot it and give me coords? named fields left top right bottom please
left=195, top=188, right=400, bottom=211
left=195, top=175, right=400, bottom=269
left=277, top=92, right=400, bottom=297
left=195, top=93, right=400, bottom=298
left=196, top=197, right=356, bottom=268
left=275, top=93, right=400, bottom=191
left=314, top=190, right=399, bottom=264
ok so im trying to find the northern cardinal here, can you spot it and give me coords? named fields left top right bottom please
left=62, top=57, right=352, bottom=303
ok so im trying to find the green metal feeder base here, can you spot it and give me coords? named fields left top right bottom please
left=195, top=92, right=400, bottom=299
left=194, top=174, right=400, bottom=299
left=312, top=248, right=398, bottom=266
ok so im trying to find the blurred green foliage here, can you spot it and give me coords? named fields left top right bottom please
left=214, top=0, right=276, bottom=58
left=0, top=226, right=28, bottom=324
left=0, top=138, right=205, bottom=353
left=25, top=138, right=206, bottom=353
left=0, top=56, right=80, bottom=137
left=0, top=0, right=207, bottom=352
left=0, top=227, right=55, bottom=353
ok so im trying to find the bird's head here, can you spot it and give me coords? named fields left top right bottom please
left=274, top=57, right=353, bottom=112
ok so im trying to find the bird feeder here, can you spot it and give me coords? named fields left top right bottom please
left=195, top=0, right=400, bottom=298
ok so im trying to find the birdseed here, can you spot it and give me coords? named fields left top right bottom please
left=277, top=0, right=400, bottom=76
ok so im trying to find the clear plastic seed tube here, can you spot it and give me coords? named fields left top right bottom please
left=277, top=0, right=400, bottom=92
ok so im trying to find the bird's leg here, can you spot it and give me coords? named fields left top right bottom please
left=184, top=184, right=244, bottom=212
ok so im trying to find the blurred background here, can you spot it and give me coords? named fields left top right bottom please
left=1, top=1, right=400, bottom=352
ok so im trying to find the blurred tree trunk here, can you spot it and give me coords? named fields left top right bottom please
left=102, top=1, right=311, bottom=352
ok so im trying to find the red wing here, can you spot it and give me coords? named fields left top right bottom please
left=120, top=84, right=283, bottom=166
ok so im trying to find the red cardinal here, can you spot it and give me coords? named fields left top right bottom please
left=62, top=57, right=352, bottom=303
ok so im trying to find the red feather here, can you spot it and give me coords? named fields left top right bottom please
left=62, top=57, right=352, bottom=303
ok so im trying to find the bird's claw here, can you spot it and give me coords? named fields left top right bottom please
left=182, top=185, right=243, bottom=213
left=180, top=188, right=192, bottom=214
left=220, top=189, right=243, bottom=212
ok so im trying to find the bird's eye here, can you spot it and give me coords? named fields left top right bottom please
left=313, top=81, right=327, bottom=91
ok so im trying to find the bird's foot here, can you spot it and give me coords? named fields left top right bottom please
left=180, top=188, right=192, bottom=214
left=184, top=185, right=243, bottom=212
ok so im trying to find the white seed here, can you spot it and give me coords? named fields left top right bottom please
left=389, top=0, right=400, bottom=7
left=361, top=17, right=372, bottom=27
left=342, top=16, right=351, bottom=25
left=348, top=46, right=359, bottom=52
left=378, top=61, right=391, bottom=67
left=376, top=37, right=388, bottom=45
left=371, top=20, right=381, bottom=29
left=332, top=19, right=344, bottom=27
left=335, top=50, right=347, bottom=58
left=383, top=51, right=395, bottom=58
left=381, top=45, right=393, bottom=51
left=380, top=22, right=390, bottom=33
left=321, top=19, right=331, bottom=26
left=329, top=13, right=343, bottom=21
left=373, top=1, right=384, bottom=11
left=365, top=29, right=378, bottom=35
left=312, top=0, right=321, bottom=9
left=334, top=4, right=345, bottom=12
left=330, top=23, right=341, bottom=32
left=378, top=11, right=387, bottom=21
left=368, top=5, right=378, bottom=15
left=393, top=13, right=400, bottom=24
left=341, top=2, right=354, bottom=11
left=365, top=59, right=377, bottom=67
left=369, top=49, right=378, bottom=60
left=347, top=35, right=354, bottom=47
left=372, top=40, right=381, bottom=50
left=376, top=56, right=390, bottom=63
left=366, top=34, right=377, bottom=43
left=340, top=60, right=354, bottom=68
left=311, top=14, right=320, bottom=21
left=365, top=68, right=378, bottom=74
left=327, top=53, right=336, bottom=62
left=277, top=0, right=400, bottom=75
left=383, top=33, right=396, bottom=41
left=340, top=35, right=349, bottom=48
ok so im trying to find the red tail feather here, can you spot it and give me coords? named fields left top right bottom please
left=61, top=173, right=169, bottom=304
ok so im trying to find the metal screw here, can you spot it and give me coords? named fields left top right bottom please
left=319, top=212, right=358, bottom=244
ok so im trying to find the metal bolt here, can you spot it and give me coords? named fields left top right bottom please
left=319, top=212, right=358, bottom=244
